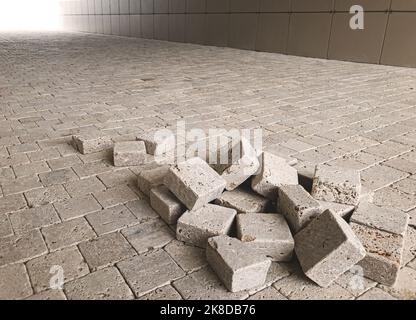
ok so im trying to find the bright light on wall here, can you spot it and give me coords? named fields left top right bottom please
left=0, top=0, right=62, bottom=31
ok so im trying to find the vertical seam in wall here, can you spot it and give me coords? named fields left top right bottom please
left=379, top=0, right=393, bottom=64
left=326, top=3, right=336, bottom=59
left=285, top=13, right=292, bottom=54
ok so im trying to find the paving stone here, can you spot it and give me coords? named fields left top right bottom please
left=311, top=165, right=361, bottom=206
left=248, top=287, right=288, bottom=300
left=113, top=141, right=147, bottom=167
left=0, top=167, right=15, bottom=183
left=379, top=267, right=416, bottom=300
left=278, top=184, right=322, bottom=233
left=177, top=204, right=236, bottom=248
left=72, top=160, right=114, bottom=178
left=350, top=222, right=404, bottom=286
left=295, top=210, right=366, bottom=287
left=357, top=287, right=397, bottom=300
left=373, top=186, right=416, bottom=212
left=361, top=164, right=408, bottom=191
left=164, top=157, right=226, bottom=210
left=410, top=209, right=416, bottom=228
left=172, top=266, right=248, bottom=300
left=42, top=217, right=96, bottom=251
left=8, top=143, right=39, bottom=155
left=25, top=185, right=70, bottom=207
left=26, top=246, right=89, bottom=293
left=122, top=219, right=174, bottom=254
left=137, top=165, right=170, bottom=197
left=206, top=235, right=271, bottom=292
left=93, top=185, right=139, bottom=208
left=252, top=152, right=298, bottom=200
left=65, top=267, right=134, bottom=300
left=72, top=132, right=113, bottom=155
left=403, top=226, right=416, bottom=266
left=0, top=229, right=47, bottom=266
left=138, top=285, right=182, bottom=300
left=350, top=202, right=409, bottom=236
left=125, top=199, right=159, bottom=221
left=408, top=258, right=416, bottom=270
left=0, top=213, right=13, bottom=238
left=0, top=264, right=33, bottom=300
left=47, top=154, right=82, bottom=170
left=384, top=157, right=416, bottom=175
left=165, top=240, right=207, bottom=272
left=53, top=194, right=102, bottom=221
left=334, top=269, right=377, bottom=297
left=0, top=153, right=29, bottom=168
left=248, top=261, right=292, bottom=295
left=78, top=232, right=136, bottom=271
left=137, top=130, right=176, bottom=156
left=215, top=187, right=271, bottom=213
left=150, top=185, right=186, bottom=225
left=117, top=250, right=185, bottom=297
left=63, top=176, right=106, bottom=197
left=1, top=176, right=42, bottom=196
left=25, top=289, right=66, bottom=300
left=27, top=149, right=61, bottom=162
left=86, top=204, right=138, bottom=235
left=392, top=177, right=416, bottom=195
left=97, top=168, right=137, bottom=188
left=9, top=204, right=60, bottom=235
left=365, top=141, right=411, bottom=159
left=317, top=201, right=355, bottom=219
left=39, top=168, right=78, bottom=186
left=13, top=161, right=50, bottom=178
left=236, top=213, right=294, bottom=261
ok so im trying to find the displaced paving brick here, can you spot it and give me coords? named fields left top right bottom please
left=403, top=226, right=416, bottom=266
left=125, top=199, right=159, bottom=221
left=25, top=289, right=66, bottom=300
left=236, top=213, right=294, bottom=261
left=63, top=176, right=106, bottom=197
left=137, top=130, right=176, bottom=156
left=215, top=187, right=271, bottom=213
left=165, top=157, right=226, bottom=210
left=206, top=235, right=271, bottom=292
left=357, top=287, right=397, bottom=300
left=248, top=286, right=288, bottom=300
left=317, top=201, right=355, bottom=219
left=78, top=232, right=136, bottom=271
left=0, top=213, right=13, bottom=238
left=1, top=176, right=42, bottom=196
left=138, top=285, right=182, bottom=300
left=39, top=168, right=78, bottom=186
left=350, top=222, right=404, bottom=286
left=177, top=204, right=236, bottom=248
left=150, top=185, right=185, bottom=225
left=350, top=202, right=409, bottom=236
left=0, top=264, right=33, bottom=300
left=25, top=185, right=71, bottom=208
left=117, top=250, right=185, bottom=297
left=53, top=194, right=102, bottom=221
left=0, top=229, right=47, bottom=266
left=42, top=217, right=96, bottom=251
left=137, top=165, right=170, bottom=197
left=86, top=204, right=138, bottom=235
left=26, top=246, right=89, bottom=292
left=379, top=267, right=416, bottom=300
left=165, top=240, right=207, bottom=272
left=113, top=141, right=147, bottom=167
left=278, top=184, right=322, bottom=233
left=294, top=210, right=366, bottom=287
left=9, top=204, right=60, bottom=235
left=311, top=165, right=361, bottom=206
left=72, top=132, right=113, bottom=155
left=93, top=185, right=138, bottom=208
left=252, top=152, right=298, bottom=200
left=65, top=267, right=134, bottom=300
left=173, top=266, right=248, bottom=300
left=121, top=219, right=174, bottom=254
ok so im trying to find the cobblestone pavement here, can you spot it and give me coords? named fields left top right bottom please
left=1, top=31, right=416, bottom=300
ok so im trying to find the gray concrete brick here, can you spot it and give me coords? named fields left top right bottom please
left=113, top=141, right=147, bottom=167
left=72, top=132, right=113, bottom=155
left=0, top=264, right=33, bottom=300
left=150, top=185, right=186, bottom=224
left=177, top=204, right=236, bottom=248
left=215, top=187, right=271, bottom=213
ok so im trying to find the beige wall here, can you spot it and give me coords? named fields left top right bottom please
left=60, top=0, right=416, bottom=67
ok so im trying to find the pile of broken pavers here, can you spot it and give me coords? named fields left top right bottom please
left=72, top=131, right=409, bottom=293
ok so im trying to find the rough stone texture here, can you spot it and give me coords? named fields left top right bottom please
left=0, top=264, right=33, bottom=300
left=53, top=194, right=102, bottom=221
left=150, top=185, right=185, bottom=225
left=72, top=132, right=113, bottom=155
left=164, top=157, right=226, bottom=210
left=165, top=240, right=207, bottom=272
left=317, top=201, right=355, bottom=219
left=350, top=202, right=409, bottom=236
left=350, top=222, right=405, bottom=286
left=0, top=213, right=13, bottom=238
left=25, top=289, right=67, bottom=300
left=78, top=232, right=136, bottom=271
left=125, top=199, right=159, bottom=221
left=176, top=204, right=236, bottom=248
left=26, top=246, right=89, bottom=292
left=215, top=187, right=271, bottom=213
left=113, top=141, right=147, bottom=167
left=236, top=213, right=294, bottom=261
left=278, top=184, right=322, bottom=233
left=137, top=130, right=176, bottom=156
left=93, top=185, right=139, bottom=208
left=357, top=287, right=397, bottom=300
left=63, top=176, right=106, bottom=197
left=206, top=235, right=271, bottom=292
left=311, top=165, right=362, bottom=206
left=121, top=219, right=174, bottom=254
left=65, top=267, right=134, bottom=300
left=295, top=210, right=366, bottom=288
left=138, top=285, right=182, bottom=300
left=0, top=193, right=27, bottom=215
left=248, top=287, right=288, bottom=300
left=137, top=165, right=170, bottom=197
left=380, top=267, right=416, bottom=300
left=9, top=204, right=60, bottom=235
left=117, top=250, right=185, bottom=297
left=25, top=185, right=70, bottom=207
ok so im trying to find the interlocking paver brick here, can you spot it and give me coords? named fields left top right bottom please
left=1, top=176, right=42, bottom=196
left=25, top=185, right=70, bottom=207
left=248, top=287, right=288, bottom=300
left=150, top=185, right=186, bottom=225
left=125, top=199, right=159, bottom=221
left=373, top=186, right=416, bottom=212
left=63, top=176, right=106, bottom=197
left=113, top=141, right=147, bottom=167
left=137, top=130, right=176, bottom=156
left=47, top=154, right=82, bottom=170
left=25, top=290, right=67, bottom=300
left=215, top=187, right=271, bottom=213
left=137, top=165, right=170, bottom=197
left=357, top=287, right=396, bottom=300
left=72, top=160, right=114, bottom=178
left=26, top=246, right=89, bottom=293
left=53, top=194, right=102, bottom=221
left=164, top=240, right=207, bottom=272
left=97, top=168, right=137, bottom=188
left=12, top=161, right=50, bottom=178
left=72, top=132, right=113, bottom=155
left=361, top=164, right=408, bottom=191
left=93, top=185, right=139, bottom=208
left=138, top=285, right=182, bottom=300
left=317, top=201, right=355, bottom=219
left=0, top=264, right=33, bottom=300
left=39, top=168, right=78, bottom=186
left=0, top=213, right=13, bottom=238
left=9, top=204, right=60, bottom=235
